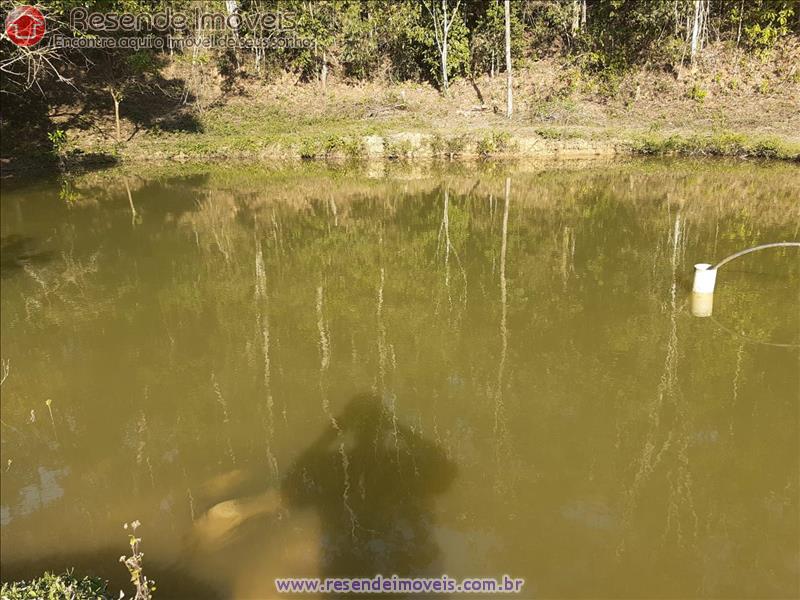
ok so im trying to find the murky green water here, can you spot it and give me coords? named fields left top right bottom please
left=1, top=160, right=798, bottom=599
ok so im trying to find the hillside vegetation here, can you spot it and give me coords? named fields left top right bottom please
left=1, top=0, right=798, bottom=170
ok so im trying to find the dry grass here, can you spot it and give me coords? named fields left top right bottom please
left=51, top=40, right=800, bottom=164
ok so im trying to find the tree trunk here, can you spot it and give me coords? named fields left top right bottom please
left=736, top=0, right=744, bottom=46
left=674, top=0, right=679, bottom=36
left=192, top=10, right=202, bottom=68
left=504, top=0, right=513, bottom=119
left=690, top=0, right=702, bottom=62
left=112, top=92, right=121, bottom=143
left=441, top=0, right=449, bottom=95
left=701, top=0, right=708, bottom=49
left=225, top=0, right=241, bottom=70
left=441, top=37, right=449, bottom=94
left=571, top=0, right=580, bottom=34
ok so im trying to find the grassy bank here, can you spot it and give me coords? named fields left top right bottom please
left=632, top=131, right=800, bottom=160
left=50, top=121, right=798, bottom=172
left=11, top=120, right=800, bottom=176
left=4, top=40, right=799, bottom=173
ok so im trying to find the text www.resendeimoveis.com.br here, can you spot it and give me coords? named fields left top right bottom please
left=275, top=574, right=525, bottom=594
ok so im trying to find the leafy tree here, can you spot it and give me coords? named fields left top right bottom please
left=291, top=0, right=337, bottom=86
left=421, top=0, right=469, bottom=94
left=741, top=0, right=795, bottom=49
left=2, top=0, right=800, bottom=148
left=98, top=49, right=160, bottom=142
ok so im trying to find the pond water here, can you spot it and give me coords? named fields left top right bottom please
left=1, top=160, right=798, bottom=598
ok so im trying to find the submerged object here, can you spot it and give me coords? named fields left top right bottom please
left=691, top=242, right=800, bottom=317
left=691, top=291, right=714, bottom=318
left=691, top=263, right=717, bottom=317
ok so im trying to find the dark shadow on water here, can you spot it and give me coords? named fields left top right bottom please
left=0, top=235, right=55, bottom=278
left=1, top=395, right=457, bottom=598
left=282, top=393, right=458, bottom=580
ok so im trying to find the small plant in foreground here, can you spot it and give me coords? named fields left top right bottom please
left=48, top=129, right=69, bottom=169
left=120, top=520, right=156, bottom=599
left=1, top=521, right=158, bottom=599
left=59, top=180, right=79, bottom=204
left=1, top=570, right=110, bottom=600
left=48, top=129, right=68, bottom=154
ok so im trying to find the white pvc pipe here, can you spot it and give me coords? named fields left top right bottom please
left=691, top=292, right=714, bottom=317
left=690, top=242, right=798, bottom=319
left=692, top=263, right=717, bottom=293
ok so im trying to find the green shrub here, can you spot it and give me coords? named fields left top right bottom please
left=444, top=134, right=469, bottom=158
left=475, top=136, right=495, bottom=157
left=750, top=137, right=784, bottom=159
left=429, top=134, right=469, bottom=158
left=686, top=83, right=708, bottom=103
left=48, top=129, right=68, bottom=154
left=744, top=6, right=794, bottom=50
left=712, top=131, right=748, bottom=155
left=322, top=135, right=345, bottom=156
left=321, top=135, right=364, bottom=159
left=535, top=127, right=564, bottom=140
left=345, top=138, right=366, bottom=159
left=476, top=131, right=515, bottom=157
left=429, top=134, right=446, bottom=157
left=384, top=138, right=414, bottom=160
left=1, top=571, right=110, bottom=600
left=298, top=138, right=320, bottom=159
left=655, top=36, right=687, bottom=69
left=633, top=131, right=799, bottom=161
